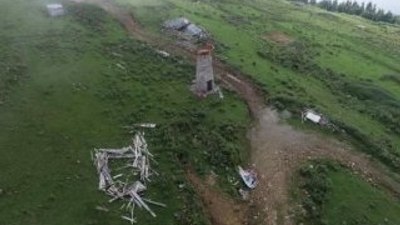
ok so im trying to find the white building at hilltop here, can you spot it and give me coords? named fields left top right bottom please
left=46, top=4, right=65, bottom=17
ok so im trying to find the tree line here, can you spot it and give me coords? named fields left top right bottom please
left=296, top=0, right=400, bottom=24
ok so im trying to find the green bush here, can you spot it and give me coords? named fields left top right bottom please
left=297, top=161, right=338, bottom=225
left=0, top=49, right=27, bottom=101
left=342, top=82, right=399, bottom=105
left=332, top=119, right=400, bottom=172
left=380, top=74, right=400, bottom=85
left=67, top=3, right=108, bottom=33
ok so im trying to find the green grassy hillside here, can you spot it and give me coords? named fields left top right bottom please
left=2, top=0, right=400, bottom=224
left=296, top=161, right=400, bottom=225
left=117, top=0, right=400, bottom=170
left=114, top=0, right=400, bottom=224
left=325, top=170, right=400, bottom=225
left=0, top=1, right=249, bottom=224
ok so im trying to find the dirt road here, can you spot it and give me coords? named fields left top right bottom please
left=249, top=108, right=400, bottom=225
left=187, top=170, right=247, bottom=225
left=69, top=1, right=400, bottom=224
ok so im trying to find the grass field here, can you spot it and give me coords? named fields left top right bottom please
left=0, top=1, right=250, bottom=224
left=296, top=161, right=400, bottom=225
left=117, top=0, right=400, bottom=169
left=113, top=0, right=400, bottom=223
left=2, top=0, right=400, bottom=224
left=324, top=170, right=400, bottom=225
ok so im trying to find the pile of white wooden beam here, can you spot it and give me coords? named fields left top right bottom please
left=92, top=131, right=165, bottom=224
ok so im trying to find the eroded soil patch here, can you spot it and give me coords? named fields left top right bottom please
left=263, top=32, right=294, bottom=45
left=186, top=170, right=247, bottom=225
left=249, top=108, right=400, bottom=225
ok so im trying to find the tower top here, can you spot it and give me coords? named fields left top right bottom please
left=197, top=43, right=214, bottom=56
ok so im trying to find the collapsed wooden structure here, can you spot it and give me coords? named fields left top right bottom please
left=92, top=131, right=165, bottom=224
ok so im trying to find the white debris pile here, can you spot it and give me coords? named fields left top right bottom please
left=155, top=50, right=170, bottom=58
left=303, top=109, right=323, bottom=124
left=92, top=131, right=165, bottom=224
left=238, top=166, right=258, bottom=189
left=301, top=109, right=338, bottom=131
left=163, top=17, right=208, bottom=39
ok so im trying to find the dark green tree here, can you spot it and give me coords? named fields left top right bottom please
left=308, top=0, right=398, bottom=24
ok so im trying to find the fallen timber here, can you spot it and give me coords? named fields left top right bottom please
left=92, top=131, right=164, bottom=224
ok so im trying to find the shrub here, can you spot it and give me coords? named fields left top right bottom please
left=297, top=161, right=338, bottom=225
left=67, top=3, right=108, bottom=33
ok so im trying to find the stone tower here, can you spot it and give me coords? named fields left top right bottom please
left=194, top=44, right=215, bottom=96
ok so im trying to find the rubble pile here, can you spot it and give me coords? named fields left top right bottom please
left=92, top=131, right=165, bottom=224
left=301, top=109, right=338, bottom=131
left=163, top=17, right=208, bottom=39
left=238, top=166, right=258, bottom=189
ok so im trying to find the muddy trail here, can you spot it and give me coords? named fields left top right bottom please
left=70, top=1, right=400, bottom=225
left=249, top=108, right=400, bottom=225
left=187, top=169, right=247, bottom=225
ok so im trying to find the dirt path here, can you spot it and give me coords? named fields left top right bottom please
left=72, top=0, right=147, bottom=40
left=69, top=1, right=400, bottom=224
left=249, top=108, right=400, bottom=225
left=186, top=170, right=247, bottom=225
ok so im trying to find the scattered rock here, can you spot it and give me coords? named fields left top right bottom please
left=238, top=188, right=250, bottom=201
left=116, top=63, right=126, bottom=71
left=173, top=212, right=180, bottom=219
